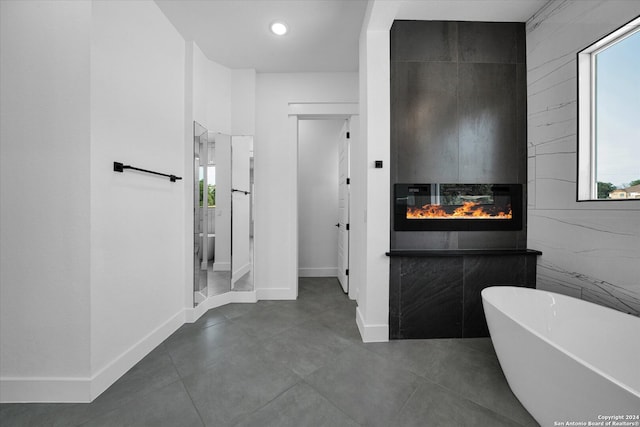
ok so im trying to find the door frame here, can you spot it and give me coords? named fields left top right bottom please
left=289, top=102, right=359, bottom=299
left=337, top=121, right=351, bottom=293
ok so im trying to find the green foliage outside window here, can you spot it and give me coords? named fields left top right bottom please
left=597, top=182, right=616, bottom=199
left=199, top=180, right=216, bottom=207
left=597, top=179, right=640, bottom=199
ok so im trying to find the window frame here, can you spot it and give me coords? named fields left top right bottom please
left=577, top=16, right=640, bottom=201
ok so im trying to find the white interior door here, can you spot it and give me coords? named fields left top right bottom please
left=231, top=135, right=252, bottom=289
left=337, top=121, right=350, bottom=293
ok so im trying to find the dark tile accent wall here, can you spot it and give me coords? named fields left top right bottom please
left=390, top=20, right=527, bottom=251
left=399, top=257, right=463, bottom=338
left=391, top=21, right=458, bottom=62
left=389, top=21, right=532, bottom=339
left=392, top=62, right=460, bottom=183
left=389, top=252, right=539, bottom=339
left=458, top=22, right=519, bottom=64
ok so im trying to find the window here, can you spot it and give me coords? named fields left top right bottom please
left=577, top=16, right=640, bottom=201
left=199, top=166, right=216, bottom=207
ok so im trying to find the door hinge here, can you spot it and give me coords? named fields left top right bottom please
left=346, top=131, right=350, bottom=139
left=346, top=178, right=350, bottom=185
left=346, top=269, right=349, bottom=276
left=346, top=223, right=350, bottom=231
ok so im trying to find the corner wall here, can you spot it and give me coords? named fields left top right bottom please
left=527, top=0, right=640, bottom=315
left=356, top=0, right=398, bottom=342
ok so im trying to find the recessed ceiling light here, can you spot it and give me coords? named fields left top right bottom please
left=270, top=21, right=288, bottom=36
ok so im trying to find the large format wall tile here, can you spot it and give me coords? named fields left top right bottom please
left=390, top=21, right=532, bottom=338
left=397, top=257, right=463, bottom=339
left=392, top=61, right=459, bottom=183
left=462, top=255, right=531, bottom=337
left=391, top=21, right=458, bottom=62
left=526, top=0, right=640, bottom=315
left=390, top=254, right=538, bottom=339
left=390, top=20, right=527, bottom=251
left=529, top=209, right=640, bottom=316
left=458, top=22, right=520, bottom=64
left=458, top=63, right=518, bottom=183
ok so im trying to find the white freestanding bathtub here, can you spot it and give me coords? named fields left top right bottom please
left=482, top=286, right=640, bottom=427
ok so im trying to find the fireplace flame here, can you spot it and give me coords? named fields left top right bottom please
left=407, top=201, right=512, bottom=219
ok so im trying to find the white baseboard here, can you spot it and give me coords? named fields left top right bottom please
left=1, top=288, right=266, bottom=403
left=256, top=287, right=296, bottom=300
left=0, top=376, right=91, bottom=403
left=90, top=310, right=184, bottom=400
left=0, top=310, right=185, bottom=403
left=213, top=261, right=230, bottom=272
left=356, top=307, right=389, bottom=343
left=184, top=291, right=258, bottom=323
left=232, top=263, right=251, bottom=282
left=298, top=267, right=338, bottom=277
left=184, top=298, right=209, bottom=323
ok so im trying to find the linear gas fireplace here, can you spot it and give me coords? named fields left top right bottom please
left=394, top=183, right=523, bottom=231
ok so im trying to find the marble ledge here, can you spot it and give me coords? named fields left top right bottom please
left=386, top=249, right=543, bottom=257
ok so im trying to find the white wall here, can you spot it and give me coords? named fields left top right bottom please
left=0, top=0, right=92, bottom=400
left=189, top=44, right=231, bottom=274
left=232, top=69, right=256, bottom=136
left=192, top=42, right=232, bottom=135
left=89, top=0, right=186, bottom=390
left=188, top=44, right=256, bottom=279
left=527, top=0, right=640, bottom=315
left=355, top=0, right=399, bottom=342
left=254, top=73, right=358, bottom=299
left=298, top=120, right=343, bottom=277
left=0, top=0, right=191, bottom=402
left=207, top=61, right=232, bottom=135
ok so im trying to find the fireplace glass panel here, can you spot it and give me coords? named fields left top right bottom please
left=394, top=183, right=522, bottom=231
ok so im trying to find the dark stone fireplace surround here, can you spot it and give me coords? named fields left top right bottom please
left=389, top=20, right=541, bottom=339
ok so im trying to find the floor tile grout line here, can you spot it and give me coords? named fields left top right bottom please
left=226, top=380, right=302, bottom=426
left=178, top=377, right=207, bottom=427
left=358, top=340, right=534, bottom=425
left=70, top=347, right=186, bottom=426
left=300, top=378, right=365, bottom=427
left=391, top=378, right=423, bottom=425
left=418, top=373, right=531, bottom=426
left=75, top=377, right=189, bottom=427
left=1, top=279, right=536, bottom=426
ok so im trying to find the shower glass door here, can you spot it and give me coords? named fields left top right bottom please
left=209, top=133, right=231, bottom=296
left=231, top=136, right=253, bottom=291
left=193, top=122, right=208, bottom=306
left=194, top=124, right=252, bottom=303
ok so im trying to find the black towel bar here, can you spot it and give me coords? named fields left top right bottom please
left=232, top=188, right=250, bottom=195
left=113, top=162, right=182, bottom=182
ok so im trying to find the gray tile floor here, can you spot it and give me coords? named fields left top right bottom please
left=0, top=277, right=539, bottom=426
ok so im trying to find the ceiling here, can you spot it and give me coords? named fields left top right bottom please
left=155, top=0, right=549, bottom=73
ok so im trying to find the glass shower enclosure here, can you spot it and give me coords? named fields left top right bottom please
left=193, top=122, right=253, bottom=306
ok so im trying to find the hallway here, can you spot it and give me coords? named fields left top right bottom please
left=0, top=278, right=536, bottom=426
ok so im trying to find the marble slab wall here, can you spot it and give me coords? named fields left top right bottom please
left=526, top=0, right=640, bottom=316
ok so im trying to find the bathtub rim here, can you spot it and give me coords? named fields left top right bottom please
left=482, top=285, right=640, bottom=399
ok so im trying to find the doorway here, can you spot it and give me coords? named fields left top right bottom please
left=289, top=102, right=359, bottom=300
left=296, top=117, right=353, bottom=297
